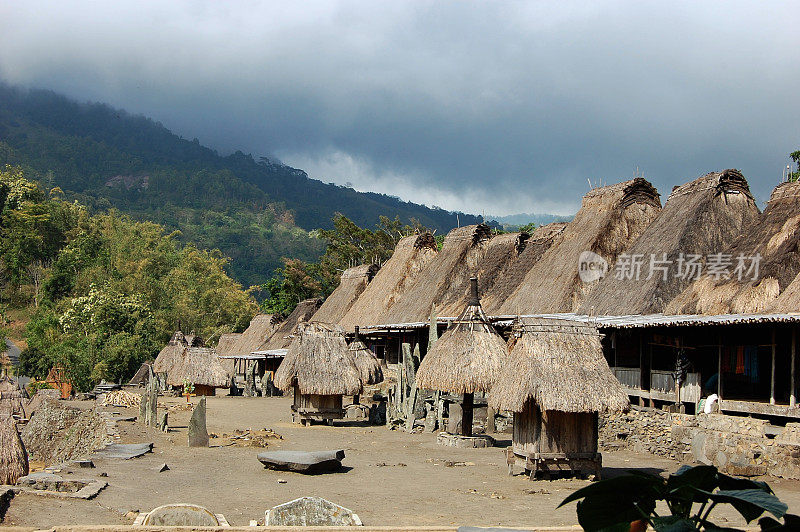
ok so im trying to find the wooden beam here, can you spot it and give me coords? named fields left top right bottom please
left=717, top=332, right=722, bottom=401
left=792, top=328, right=797, bottom=408
left=771, top=328, right=776, bottom=405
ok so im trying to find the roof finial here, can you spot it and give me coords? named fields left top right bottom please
left=469, top=277, right=479, bottom=306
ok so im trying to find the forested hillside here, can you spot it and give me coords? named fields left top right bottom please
left=0, top=84, right=481, bottom=286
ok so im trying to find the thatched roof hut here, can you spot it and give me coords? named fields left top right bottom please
left=153, top=331, right=187, bottom=374
left=435, top=232, right=529, bottom=317
left=312, top=264, right=380, bottom=325
left=498, top=179, right=661, bottom=315
left=489, top=318, right=629, bottom=414
left=339, top=233, right=438, bottom=331
left=582, top=169, right=759, bottom=315
left=382, top=224, right=493, bottom=324
left=0, top=415, right=28, bottom=485
left=216, top=333, right=243, bottom=357
left=166, top=347, right=229, bottom=393
left=668, top=179, right=799, bottom=314
left=349, top=326, right=383, bottom=386
left=0, top=377, right=25, bottom=418
left=261, top=299, right=322, bottom=350
left=416, top=278, right=509, bottom=394
left=482, top=223, right=568, bottom=314
left=274, top=323, right=363, bottom=396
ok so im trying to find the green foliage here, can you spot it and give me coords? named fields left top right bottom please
left=3, top=167, right=257, bottom=391
left=789, top=150, right=800, bottom=182
left=517, top=222, right=537, bottom=235
left=260, top=259, right=323, bottom=319
left=559, top=464, right=796, bottom=531
left=26, top=380, right=55, bottom=396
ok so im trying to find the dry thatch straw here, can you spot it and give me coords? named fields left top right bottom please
left=166, top=347, right=230, bottom=388
left=274, top=322, right=363, bottom=395
left=482, top=223, right=568, bottom=314
left=582, top=169, right=760, bottom=315
left=435, top=232, right=529, bottom=317
left=668, top=179, right=800, bottom=315
left=226, top=314, right=277, bottom=355
left=0, top=414, right=28, bottom=485
left=261, top=298, right=323, bottom=350
left=312, top=264, right=380, bottom=325
left=349, top=327, right=384, bottom=386
left=216, top=332, right=243, bottom=356
left=339, top=233, right=438, bottom=331
left=416, top=279, right=509, bottom=394
left=499, top=178, right=661, bottom=315
left=382, top=224, right=493, bottom=324
left=488, top=317, right=629, bottom=414
left=0, top=377, right=26, bottom=418
left=153, top=330, right=187, bottom=374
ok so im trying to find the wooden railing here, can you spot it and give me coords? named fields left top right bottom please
left=612, top=367, right=641, bottom=388
left=611, top=367, right=701, bottom=404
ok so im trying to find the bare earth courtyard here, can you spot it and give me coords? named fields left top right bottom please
left=6, top=395, right=800, bottom=528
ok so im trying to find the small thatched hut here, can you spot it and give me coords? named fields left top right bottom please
left=382, top=224, right=493, bottom=324
left=499, top=178, right=661, bottom=315
left=339, top=233, right=438, bottom=331
left=166, top=347, right=230, bottom=396
left=312, top=264, right=380, bottom=325
left=581, top=169, right=760, bottom=315
left=0, top=415, right=28, bottom=485
left=482, top=223, right=568, bottom=314
left=153, top=331, right=188, bottom=375
left=0, top=377, right=26, bottom=419
left=274, top=322, right=363, bottom=425
left=668, top=178, right=799, bottom=314
left=489, top=318, right=629, bottom=479
left=416, top=278, right=509, bottom=437
left=435, top=232, right=529, bottom=317
left=261, top=299, right=323, bottom=351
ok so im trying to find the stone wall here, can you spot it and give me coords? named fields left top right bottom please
left=600, top=407, right=800, bottom=479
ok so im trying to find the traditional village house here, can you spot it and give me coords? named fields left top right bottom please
left=166, top=346, right=229, bottom=396
left=312, top=264, right=379, bottom=325
left=415, top=277, right=508, bottom=438
left=0, top=414, right=28, bottom=485
left=489, top=317, right=629, bottom=480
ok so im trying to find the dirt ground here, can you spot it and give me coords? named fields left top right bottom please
left=5, top=395, right=800, bottom=528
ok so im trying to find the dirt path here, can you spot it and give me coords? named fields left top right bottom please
left=5, top=396, right=800, bottom=527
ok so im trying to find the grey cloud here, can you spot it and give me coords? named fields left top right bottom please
left=1, top=1, right=799, bottom=215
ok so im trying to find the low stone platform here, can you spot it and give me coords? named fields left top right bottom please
left=437, top=432, right=495, bottom=448
left=16, top=473, right=107, bottom=500
left=257, top=450, right=345, bottom=473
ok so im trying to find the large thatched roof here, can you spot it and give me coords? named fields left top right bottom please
left=216, top=333, right=243, bottom=357
left=415, top=278, right=509, bottom=394
left=312, top=264, right=379, bottom=325
left=229, top=314, right=277, bottom=355
left=153, top=331, right=187, bottom=374
left=488, top=318, right=629, bottom=414
left=668, top=179, right=799, bottom=314
left=482, top=223, right=568, bottom=314
left=0, top=415, right=28, bottom=485
left=261, top=298, right=322, bottom=350
left=339, top=233, right=438, bottom=331
left=499, top=179, right=661, bottom=315
left=582, top=169, right=759, bottom=315
left=349, top=327, right=383, bottom=386
left=436, top=232, right=529, bottom=317
left=382, top=224, right=493, bottom=324
left=274, top=322, right=363, bottom=395
left=166, top=346, right=230, bottom=388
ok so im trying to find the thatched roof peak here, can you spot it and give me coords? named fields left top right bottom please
left=768, top=179, right=800, bottom=204
left=340, top=264, right=379, bottom=280
left=488, top=317, right=629, bottom=414
left=582, top=177, right=660, bottom=208
left=274, top=322, right=364, bottom=395
left=416, top=278, right=509, bottom=394
left=667, top=169, right=752, bottom=200
left=261, top=298, right=323, bottom=350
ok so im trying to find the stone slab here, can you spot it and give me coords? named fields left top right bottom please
left=140, top=504, right=220, bottom=526
left=92, top=443, right=153, bottom=460
left=265, top=496, right=361, bottom=526
left=188, top=397, right=209, bottom=447
left=257, top=450, right=345, bottom=473
left=437, top=432, right=495, bottom=448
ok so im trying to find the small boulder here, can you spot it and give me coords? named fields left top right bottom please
left=257, top=450, right=344, bottom=474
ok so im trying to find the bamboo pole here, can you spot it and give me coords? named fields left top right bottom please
left=771, top=328, right=776, bottom=405
left=792, top=328, right=797, bottom=408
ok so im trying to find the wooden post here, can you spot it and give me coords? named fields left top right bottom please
left=638, top=332, right=645, bottom=407
left=771, top=328, right=776, bottom=405
left=462, top=392, right=474, bottom=437
left=789, top=327, right=797, bottom=406
left=717, top=332, right=723, bottom=402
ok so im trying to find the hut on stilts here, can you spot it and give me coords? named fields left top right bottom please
left=274, top=322, right=366, bottom=426
left=668, top=178, right=798, bottom=314
left=0, top=414, right=28, bottom=485
left=581, top=169, right=760, bottom=315
left=166, top=347, right=230, bottom=396
left=489, top=318, right=629, bottom=480
left=415, top=277, right=508, bottom=445
left=499, top=178, right=661, bottom=315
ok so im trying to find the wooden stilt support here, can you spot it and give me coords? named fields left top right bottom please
left=462, top=392, right=474, bottom=437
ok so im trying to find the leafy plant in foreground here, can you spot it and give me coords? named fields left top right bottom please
left=558, top=464, right=797, bottom=531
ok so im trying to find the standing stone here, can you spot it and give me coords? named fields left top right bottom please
left=188, top=397, right=209, bottom=447
left=147, top=378, right=158, bottom=428
left=486, top=406, right=496, bottom=434
left=448, top=402, right=463, bottom=434
left=244, top=363, right=257, bottom=397
left=159, top=411, right=169, bottom=432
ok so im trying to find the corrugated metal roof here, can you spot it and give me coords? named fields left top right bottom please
left=362, top=312, right=800, bottom=331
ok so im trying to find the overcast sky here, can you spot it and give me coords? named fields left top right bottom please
left=1, top=1, right=799, bottom=216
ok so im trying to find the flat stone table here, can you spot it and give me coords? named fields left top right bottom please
left=257, top=450, right=345, bottom=473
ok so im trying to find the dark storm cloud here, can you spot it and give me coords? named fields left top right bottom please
left=2, top=1, right=799, bottom=215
